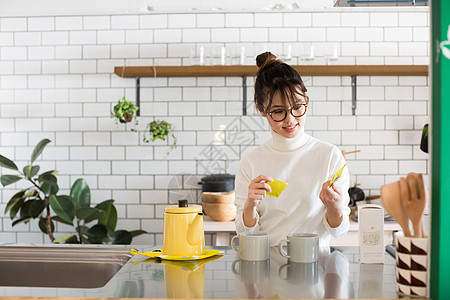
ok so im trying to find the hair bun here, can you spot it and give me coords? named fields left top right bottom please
left=256, top=51, right=281, bottom=75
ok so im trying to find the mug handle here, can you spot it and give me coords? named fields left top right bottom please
left=278, top=263, right=289, bottom=280
left=279, top=238, right=290, bottom=259
left=231, top=235, right=239, bottom=253
left=231, top=260, right=240, bottom=275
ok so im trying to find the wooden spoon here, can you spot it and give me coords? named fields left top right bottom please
left=408, top=173, right=426, bottom=237
left=413, top=173, right=427, bottom=237
left=381, top=181, right=411, bottom=237
left=400, top=173, right=426, bottom=238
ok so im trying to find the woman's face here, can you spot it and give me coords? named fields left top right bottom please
left=262, top=91, right=307, bottom=139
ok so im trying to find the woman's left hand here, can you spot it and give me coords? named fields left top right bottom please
left=319, top=181, right=343, bottom=227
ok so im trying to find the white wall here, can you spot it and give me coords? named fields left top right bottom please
left=0, top=7, right=430, bottom=244
left=0, top=0, right=334, bottom=17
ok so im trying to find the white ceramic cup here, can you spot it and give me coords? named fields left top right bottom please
left=279, top=261, right=319, bottom=285
left=231, top=259, right=270, bottom=283
left=231, top=231, right=270, bottom=261
left=279, top=233, right=319, bottom=263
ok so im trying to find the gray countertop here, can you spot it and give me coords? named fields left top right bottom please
left=0, top=245, right=397, bottom=299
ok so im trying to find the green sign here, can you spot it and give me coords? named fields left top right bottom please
left=431, top=0, right=450, bottom=298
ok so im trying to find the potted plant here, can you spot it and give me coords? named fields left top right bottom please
left=143, top=120, right=177, bottom=154
left=0, top=139, right=146, bottom=244
left=420, top=123, right=428, bottom=153
left=111, top=96, right=139, bottom=124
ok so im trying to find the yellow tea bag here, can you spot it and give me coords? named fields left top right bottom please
left=329, top=164, right=347, bottom=187
left=267, top=179, right=288, bottom=198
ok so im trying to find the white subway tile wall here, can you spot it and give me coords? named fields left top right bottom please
left=0, top=8, right=430, bottom=244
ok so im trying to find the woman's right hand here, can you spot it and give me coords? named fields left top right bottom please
left=246, top=175, right=273, bottom=208
left=242, top=175, right=272, bottom=228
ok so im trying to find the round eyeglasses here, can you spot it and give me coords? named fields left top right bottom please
left=268, top=103, right=308, bottom=122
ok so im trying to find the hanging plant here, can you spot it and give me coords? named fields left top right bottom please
left=143, top=120, right=177, bottom=154
left=111, top=96, right=139, bottom=124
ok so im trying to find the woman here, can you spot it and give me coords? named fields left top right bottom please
left=234, top=52, right=350, bottom=246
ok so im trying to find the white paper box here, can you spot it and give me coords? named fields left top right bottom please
left=358, top=204, right=384, bottom=264
left=357, top=263, right=384, bottom=298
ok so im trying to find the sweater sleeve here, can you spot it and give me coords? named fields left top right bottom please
left=234, top=155, right=261, bottom=233
left=323, top=146, right=351, bottom=238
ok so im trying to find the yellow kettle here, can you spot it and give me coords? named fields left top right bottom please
left=164, top=262, right=205, bottom=298
left=162, top=200, right=206, bottom=256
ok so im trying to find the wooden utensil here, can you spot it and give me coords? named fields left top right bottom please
left=412, top=173, right=426, bottom=237
left=341, top=149, right=361, bottom=159
left=381, top=181, right=411, bottom=237
left=400, top=173, right=426, bottom=238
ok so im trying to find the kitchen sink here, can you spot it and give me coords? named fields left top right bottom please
left=0, top=245, right=132, bottom=289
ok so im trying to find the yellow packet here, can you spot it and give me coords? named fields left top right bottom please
left=267, top=179, right=288, bottom=198
left=329, top=164, right=347, bottom=187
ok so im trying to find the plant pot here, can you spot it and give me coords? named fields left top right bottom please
left=420, top=124, right=428, bottom=153
left=198, top=174, right=235, bottom=193
left=119, top=113, right=134, bottom=123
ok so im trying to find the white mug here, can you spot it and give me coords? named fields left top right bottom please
left=279, top=233, right=319, bottom=263
left=231, top=231, right=270, bottom=261
left=279, top=261, right=319, bottom=285
left=231, top=259, right=270, bottom=283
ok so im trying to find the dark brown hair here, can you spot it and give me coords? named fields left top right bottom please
left=254, top=52, right=308, bottom=114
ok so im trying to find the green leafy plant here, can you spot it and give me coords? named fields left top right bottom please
left=420, top=123, right=429, bottom=153
left=143, top=120, right=177, bottom=154
left=0, top=139, right=146, bottom=244
left=422, top=123, right=428, bottom=138
left=111, top=96, right=139, bottom=124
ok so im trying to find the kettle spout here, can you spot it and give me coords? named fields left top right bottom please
left=187, top=213, right=204, bottom=246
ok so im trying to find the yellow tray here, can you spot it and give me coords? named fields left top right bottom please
left=131, top=254, right=223, bottom=270
left=131, top=248, right=224, bottom=261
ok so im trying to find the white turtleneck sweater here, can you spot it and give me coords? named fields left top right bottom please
left=234, top=128, right=350, bottom=246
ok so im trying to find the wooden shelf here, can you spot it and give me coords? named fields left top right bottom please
left=114, top=64, right=429, bottom=116
left=114, top=65, right=429, bottom=78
